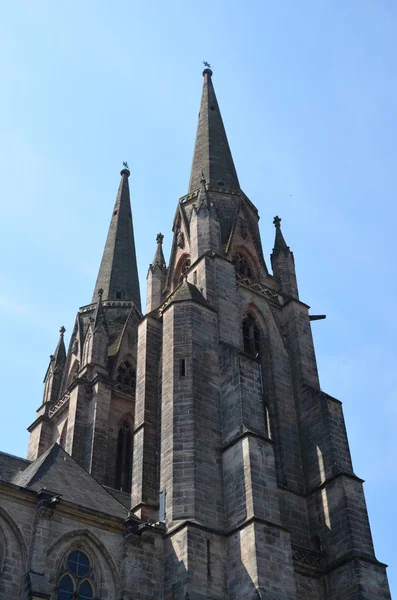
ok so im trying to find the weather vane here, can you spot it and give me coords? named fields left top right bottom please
left=123, top=161, right=129, bottom=170
left=203, top=61, right=211, bottom=68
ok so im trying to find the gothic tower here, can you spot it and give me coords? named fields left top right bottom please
left=27, top=167, right=142, bottom=492
left=23, top=68, right=391, bottom=600
left=131, top=68, right=391, bottom=599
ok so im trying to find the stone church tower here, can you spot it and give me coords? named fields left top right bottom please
left=0, top=69, right=391, bottom=599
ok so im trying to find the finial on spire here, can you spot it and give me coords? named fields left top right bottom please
left=121, top=161, right=130, bottom=177
left=273, top=216, right=282, bottom=228
left=202, top=60, right=213, bottom=77
left=156, top=233, right=164, bottom=244
left=98, top=287, right=103, bottom=298
left=200, top=170, right=206, bottom=185
left=59, top=326, right=66, bottom=336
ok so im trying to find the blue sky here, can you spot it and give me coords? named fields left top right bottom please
left=0, top=0, right=396, bottom=592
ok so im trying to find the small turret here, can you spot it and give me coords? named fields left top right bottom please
left=146, top=233, right=167, bottom=313
left=42, top=326, right=66, bottom=404
left=82, top=288, right=109, bottom=370
left=271, top=216, right=299, bottom=299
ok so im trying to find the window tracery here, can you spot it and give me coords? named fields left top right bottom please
left=115, top=421, right=133, bottom=492
left=57, top=550, right=94, bottom=599
left=233, top=253, right=254, bottom=279
left=116, top=360, right=136, bottom=395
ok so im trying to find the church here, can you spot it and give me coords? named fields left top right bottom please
left=0, top=68, right=391, bottom=599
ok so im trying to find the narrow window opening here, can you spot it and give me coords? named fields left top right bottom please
left=193, top=271, right=197, bottom=285
left=180, top=359, right=186, bottom=377
left=116, top=291, right=122, bottom=299
left=178, top=258, right=191, bottom=285
left=242, top=314, right=262, bottom=359
left=243, top=320, right=251, bottom=354
left=159, top=490, right=166, bottom=522
left=115, top=421, right=133, bottom=492
left=207, top=539, right=211, bottom=577
left=113, top=210, right=118, bottom=216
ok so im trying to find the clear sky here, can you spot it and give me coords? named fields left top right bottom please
left=0, top=0, right=396, bottom=592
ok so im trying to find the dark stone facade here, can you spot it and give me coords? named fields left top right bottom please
left=0, top=69, right=391, bottom=599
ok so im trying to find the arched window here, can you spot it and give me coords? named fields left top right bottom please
left=57, top=550, right=94, bottom=599
left=233, top=253, right=254, bottom=279
left=242, top=314, right=262, bottom=358
left=178, top=258, right=191, bottom=285
left=115, top=422, right=133, bottom=492
left=117, top=360, right=136, bottom=395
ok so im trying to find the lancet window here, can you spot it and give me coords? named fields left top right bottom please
left=115, top=421, right=133, bottom=492
left=57, top=550, right=94, bottom=599
left=233, top=253, right=254, bottom=279
left=242, top=314, right=262, bottom=358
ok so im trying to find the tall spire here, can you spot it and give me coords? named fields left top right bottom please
left=188, top=68, right=239, bottom=193
left=92, top=168, right=141, bottom=311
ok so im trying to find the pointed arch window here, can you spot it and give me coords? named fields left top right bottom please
left=115, top=421, right=133, bottom=492
left=242, top=314, right=262, bottom=358
left=57, top=550, right=94, bottom=599
left=117, top=360, right=136, bottom=395
left=233, top=253, right=254, bottom=279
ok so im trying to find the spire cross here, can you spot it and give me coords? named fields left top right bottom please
left=59, top=326, right=66, bottom=336
left=122, top=161, right=129, bottom=170
left=203, top=61, right=211, bottom=68
left=273, top=216, right=282, bottom=228
left=156, top=233, right=164, bottom=244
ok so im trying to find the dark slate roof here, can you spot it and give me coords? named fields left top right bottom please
left=188, top=69, right=240, bottom=193
left=0, top=451, right=30, bottom=483
left=103, top=486, right=131, bottom=509
left=92, top=168, right=141, bottom=311
left=169, top=280, right=210, bottom=307
left=12, top=444, right=128, bottom=519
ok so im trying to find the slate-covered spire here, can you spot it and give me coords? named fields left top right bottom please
left=271, top=216, right=299, bottom=299
left=92, top=167, right=141, bottom=311
left=188, top=68, right=240, bottom=193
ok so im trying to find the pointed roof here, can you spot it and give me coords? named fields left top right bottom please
left=12, top=444, right=128, bottom=518
left=272, top=215, right=290, bottom=254
left=92, top=288, right=107, bottom=330
left=151, top=233, right=166, bottom=269
left=92, top=168, right=141, bottom=311
left=188, top=68, right=240, bottom=193
left=53, top=326, right=66, bottom=364
left=43, top=326, right=66, bottom=384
